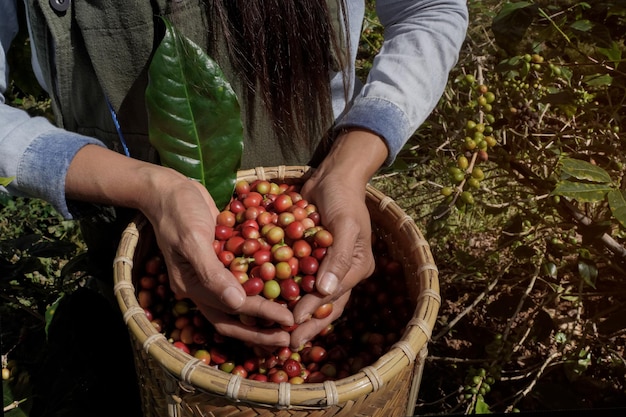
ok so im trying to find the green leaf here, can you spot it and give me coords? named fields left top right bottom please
left=45, top=293, right=65, bottom=338
left=28, top=241, right=76, bottom=258
left=491, top=2, right=538, bottom=55
left=607, top=4, right=626, bottom=19
left=559, top=158, right=612, bottom=183
left=542, top=262, right=558, bottom=279
left=0, top=176, right=14, bottom=186
left=608, top=190, right=626, bottom=229
left=569, top=19, right=593, bottom=32
left=554, top=331, right=567, bottom=344
left=552, top=180, right=612, bottom=203
left=146, top=18, right=243, bottom=210
left=3, top=383, right=28, bottom=417
left=577, top=258, right=597, bottom=289
left=513, top=244, right=536, bottom=259
left=541, top=90, right=576, bottom=106
left=495, top=1, right=535, bottom=18
left=388, top=157, right=409, bottom=172
left=597, top=41, right=622, bottom=68
left=474, top=394, right=492, bottom=414
left=583, top=73, right=613, bottom=88
left=559, top=66, right=574, bottom=83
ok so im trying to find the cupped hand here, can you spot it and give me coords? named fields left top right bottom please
left=290, top=162, right=376, bottom=349
left=65, top=146, right=294, bottom=346
left=288, top=129, right=388, bottom=349
left=141, top=174, right=294, bottom=347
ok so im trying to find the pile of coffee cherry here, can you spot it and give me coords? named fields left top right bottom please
left=137, top=179, right=415, bottom=383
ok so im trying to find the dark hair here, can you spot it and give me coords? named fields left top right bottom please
left=207, top=0, right=348, bottom=149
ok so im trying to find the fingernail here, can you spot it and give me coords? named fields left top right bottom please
left=222, top=286, right=245, bottom=309
left=294, top=340, right=308, bottom=351
left=317, top=272, right=338, bottom=295
left=277, top=334, right=291, bottom=347
left=296, top=313, right=311, bottom=325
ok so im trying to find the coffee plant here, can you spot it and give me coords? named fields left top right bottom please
left=1, top=195, right=88, bottom=416
left=371, top=0, right=626, bottom=414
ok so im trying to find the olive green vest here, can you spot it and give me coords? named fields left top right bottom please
left=24, top=0, right=339, bottom=169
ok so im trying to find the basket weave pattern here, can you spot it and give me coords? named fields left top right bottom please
left=113, top=166, right=440, bottom=417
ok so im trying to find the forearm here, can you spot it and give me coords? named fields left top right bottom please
left=318, top=129, right=388, bottom=186
left=0, top=102, right=106, bottom=217
left=337, top=0, right=468, bottom=165
left=65, top=144, right=188, bottom=214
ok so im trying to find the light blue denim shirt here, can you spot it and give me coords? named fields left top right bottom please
left=0, top=0, right=468, bottom=219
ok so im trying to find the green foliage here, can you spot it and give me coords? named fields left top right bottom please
left=371, top=0, right=626, bottom=414
left=146, top=18, right=243, bottom=210
left=0, top=198, right=86, bottom=323
left=552, top=155, right=615, bottom=199
left=491, top=1, right=539, bottom=55
left=2, top=387, right=28, bottom=417
left=1, top=197, right=85, bottom=416
left=576, top=257, right=598, bottom=289
left=607, top=190, right=626, bottom=229
left=5, top=2, right=53, bottom=121
left=356, top=1, right=384, bottom=81
left=474, top=395, right=492, bottom=414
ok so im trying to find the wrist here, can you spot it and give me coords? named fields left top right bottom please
left=321, top=128, right=388, bottom=185
left=134, top=164, right=189, bottom=215
left=66, top=144, right=188, bottom=212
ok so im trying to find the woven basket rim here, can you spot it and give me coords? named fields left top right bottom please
left=113, top=165, right=440, bottom=409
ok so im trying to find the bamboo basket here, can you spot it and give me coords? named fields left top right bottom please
left=113, top=165, right=440, bottom=417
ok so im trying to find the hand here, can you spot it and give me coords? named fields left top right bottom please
left=66, top=145, right=294, bottom=347
left=289, top=129, right=388, bottom=349
left=145, top=176, right=296, bottom=347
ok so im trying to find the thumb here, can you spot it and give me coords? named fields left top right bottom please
left=219, top=283, right=246, bottom=311
left=315, top=219, right=359, bottom=296
left=190, top=253, right=246, bottom=312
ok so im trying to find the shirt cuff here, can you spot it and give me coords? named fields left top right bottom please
left=17, top=129, right=106, bottom=219
left=334, top=97, right=413, bottom=166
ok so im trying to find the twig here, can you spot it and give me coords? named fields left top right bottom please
left=432, top=264, right=510, bottom=341
left=435, top=137, right=452, bottom=153
left=536, top=103, right=550, bottom=131
left=0, top=293, right=44, bottom=321
left=503, top=262, right=541, bottom=342
left=502, top=157, right=626, bottom=260
left=372, top=171, right=402, bottom=180
left=427, top=356, right=486, bottom=364
left=608, top=327, right=626, bottom=340
left=562, top=199, right=626, bottom=258
left=411, top=180, right=446, bottom=191
left=607, top=349, right=626, bottom=368
left=496, top=359, right=568, bottom=391
left=482, top=193, right=550, bottom=209
left=510, top=322, right=535, bottom=359
left=433, top=56, right=488, bottom=220
left=3, top=399, right=28, bottom=413
left=415, top=386, right=465, bottom=408
left=506, top=351, right=560, bottom=412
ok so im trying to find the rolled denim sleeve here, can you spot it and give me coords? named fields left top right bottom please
left=336, top=0, right=468, bottom=165
left=0, top=105, right=106, bottom=219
